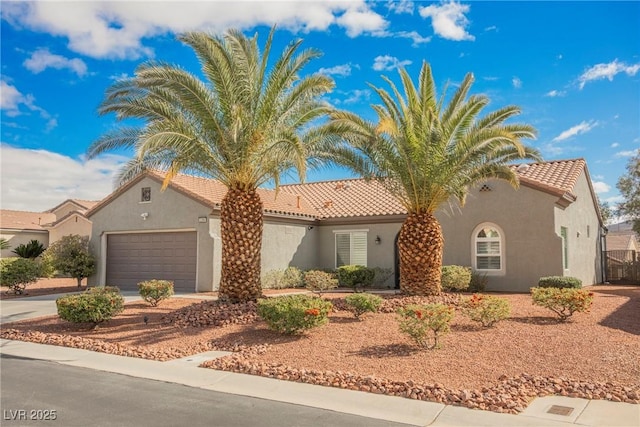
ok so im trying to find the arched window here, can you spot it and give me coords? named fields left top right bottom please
left=472, top=223, right=505, bottom=274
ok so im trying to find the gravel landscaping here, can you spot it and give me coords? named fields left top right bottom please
left=1, top=285, right=638, bottom=414
left=0, top=278, right=86, bottom=299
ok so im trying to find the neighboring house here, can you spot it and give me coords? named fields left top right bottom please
left=0, top=199, right=97, bottom=258
left=606, top=231, right=638, bottom=252
left=604, top=231, right=639, bottom=282
left=86, top=158, right=605, bottom=293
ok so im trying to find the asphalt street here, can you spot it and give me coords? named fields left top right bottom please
left=1, top=355, right=414, bottom=427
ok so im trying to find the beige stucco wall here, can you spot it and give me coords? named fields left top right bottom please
left=436, top=180, right=563, bottom=292
left=0, top=230, right=49, bottom=259
left=47, top=215, right=92, bottom=243
left=261, top=220, right=317, bottom=272
left=51, top=202, right=83, bottom=220
left=553, top=173, right=603, bottom=286
left=88, top=177, right=215, bottom=292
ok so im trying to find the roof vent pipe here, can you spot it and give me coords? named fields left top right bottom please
left=296, top=195, right=301, bottom=209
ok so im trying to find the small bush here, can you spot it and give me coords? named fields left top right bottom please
left=12, top=239, right=46, bottom=259
left=531, top=287, right=594, bottom=322
left=138, top=279, right=174, bottom=306
left=262, top=267, right=304, bottom=289
left=337, top=265, right=375, bottom=291
left=397, top=303, right=455, bottom=349
left=441, top=265, right=472, bottom=292
left=44, top=235, right=96, bottom=287
left=468, top=271, right=488, bottom=293
left=304, top=270, right=338, bottom=295
left=344, top=293, right=383, bottom=319
left=257, top=294, right=333, bottom=334
left=56, top=286, right=124, bottom=326
left=460, top=294, right=511, bottom=327
left=538, top=276, right=582, bottom=289
left=0, top=257, right=41, bottom=294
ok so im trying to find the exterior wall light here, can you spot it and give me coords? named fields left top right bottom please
left=375, top=235, right=381, bottom=245
left=140, top=212, right=149, bottom=220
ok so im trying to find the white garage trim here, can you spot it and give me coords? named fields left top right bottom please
left=100, top=228, right=199, bottom=291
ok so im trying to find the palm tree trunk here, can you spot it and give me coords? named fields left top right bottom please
left=397, top=212, right=443, bottom=295
left=218, top=187, right=263, bottom=302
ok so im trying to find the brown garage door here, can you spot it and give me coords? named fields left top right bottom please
left=106, top=232, right=197, bottom=292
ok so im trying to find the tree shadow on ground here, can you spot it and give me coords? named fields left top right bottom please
left=592, top=285, right=640, bottom=335
left=348, top=343, right=417, bottom=358
left=508, top=316, right=560, bottom=326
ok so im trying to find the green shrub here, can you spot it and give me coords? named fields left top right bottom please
left=468, top=271, right=488, bottom=292
left=538, top=276, right=582, bottom=289
left=460, top=294, right=511, bottom=327
left=138, top=279, right=174, bottom=306
left=344, top=293, right=383, bottom=319
left=304, top=270, right=338, bottom=294
left=257, top=294, right=333, bottom=334
left=337, top=265, right=375, bottom=291
left=441, top=265, right=472, bottom=292
left=0, top=257, right=41, bottom=294
left=12, top=239, right=46, bottom=259
left=56, top=286, right=124, bottom=326
left=531, top=287, right=594, bottom=322
left=43, top=235, right=96, bottom=287
left=262, top=267, right=304, bottom=289
left=0, top=238, right=10, bottom=250
left=397, top=303, right=455, bottom=349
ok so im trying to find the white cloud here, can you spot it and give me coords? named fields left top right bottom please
left=1, top=1, right=388, bottom=59
left=611, top=142, right=620, bottom=148
left=394, top=30, right=431, bottom=46
left=23, top=48, right=88, bottom=77
left=545, top=90, right=566, bottom=97
left=552, top=120, right=597, bottom=142
left=484, top=25, right=497, bottom=32
left=578, top=59, right=640, bottom=89
left=592, top=181, right=611, bottom=194
left=387, top=0, right=414, bottom=15
left=0, top=79, right=57, bottom=130
left=483, top=76, right=499, bottom=81
left=419, top=1, right=475, bottom=41
left=615, top=150, right=638, bottom=158
left=372, top=55, right=412, bottom=71
left=342, top=89, right=371, bottom=105
left=0, top=145, right=127, bottom=211
left=318, top=64, right=354, bottom=77
left=512, top=77, right=522, bottom=89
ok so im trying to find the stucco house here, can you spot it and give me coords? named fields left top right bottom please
left=0, top=199, right=96, bottom=258
left=86, top=158, right=605, bottom=293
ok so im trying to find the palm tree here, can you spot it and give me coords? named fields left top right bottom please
left=324, top=62, right=541, bottom=295
left=87, top=28, right=336, bottom=302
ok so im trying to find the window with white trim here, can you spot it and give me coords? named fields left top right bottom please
left=472, top=223, right=504, bottom=274
left=335, top=231, right=367, bottom=267
left=560, top=227, right=568, bottom=269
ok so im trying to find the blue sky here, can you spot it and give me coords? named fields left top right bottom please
left=1, top=1, right=638, bottom=215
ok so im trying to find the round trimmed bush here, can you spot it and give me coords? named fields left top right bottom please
left=344, top=293, right=383, bottom=318
left=441, top=265, right=472, bottom=291
left=257, top=294, right=333, bottom=334
left=538, top=276, right=582, bottom=289
left=56, top=286, right=124, bottom=326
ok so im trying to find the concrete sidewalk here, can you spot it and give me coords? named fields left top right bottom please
left=1, top=294, right=638, bottom=427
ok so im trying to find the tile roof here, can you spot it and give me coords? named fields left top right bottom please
left=606, top=232, right=638, bottom=251
left=280, top=178, right=405, bottom=219
left=87, top=171, right=319, bottom=219
left=46, top=199, right=99, bottom=214
left=511, top=158, right=586, bottom=200
left=0, top=210, right=56, bottom=231
left=280, top=158, right=589, bottom=219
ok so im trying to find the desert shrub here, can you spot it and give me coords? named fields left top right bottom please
left=138, top=279, right=174, bottom=306
left=538, top=276, right=582, bottom=289
left=460, top=294, right=511, bottom=327
left=344, top=293, right=383, bottom=319
left=468, top=270, right=488, bottom=292
left=530, top=287, right=594, bottom=322
left=44, top=235, right=96, bottom=287
left=304, top=270, right=338, bottom=295
left=441, top=265, right=472, bottom=292
left=337, top=265, right=375, bottom=291
left=0, top=238, right=10, bottom=250
left=282, top=267, right=304, bottom=288
left=0, top=257, right=41, bottom=294
left=262, top=267, right=304, bottom=289
left=397, top=303, right=455, bottom=349
left=12, top=239, right=46, bottom=259
left=56, top=286, right=124, bottom=326
left=257, top=294, right=333, bottom=334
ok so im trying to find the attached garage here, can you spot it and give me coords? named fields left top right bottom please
left=106, top=231, right=197, bottom=292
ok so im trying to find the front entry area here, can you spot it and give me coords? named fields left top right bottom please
left=106, top=231, right=197, bottom=292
